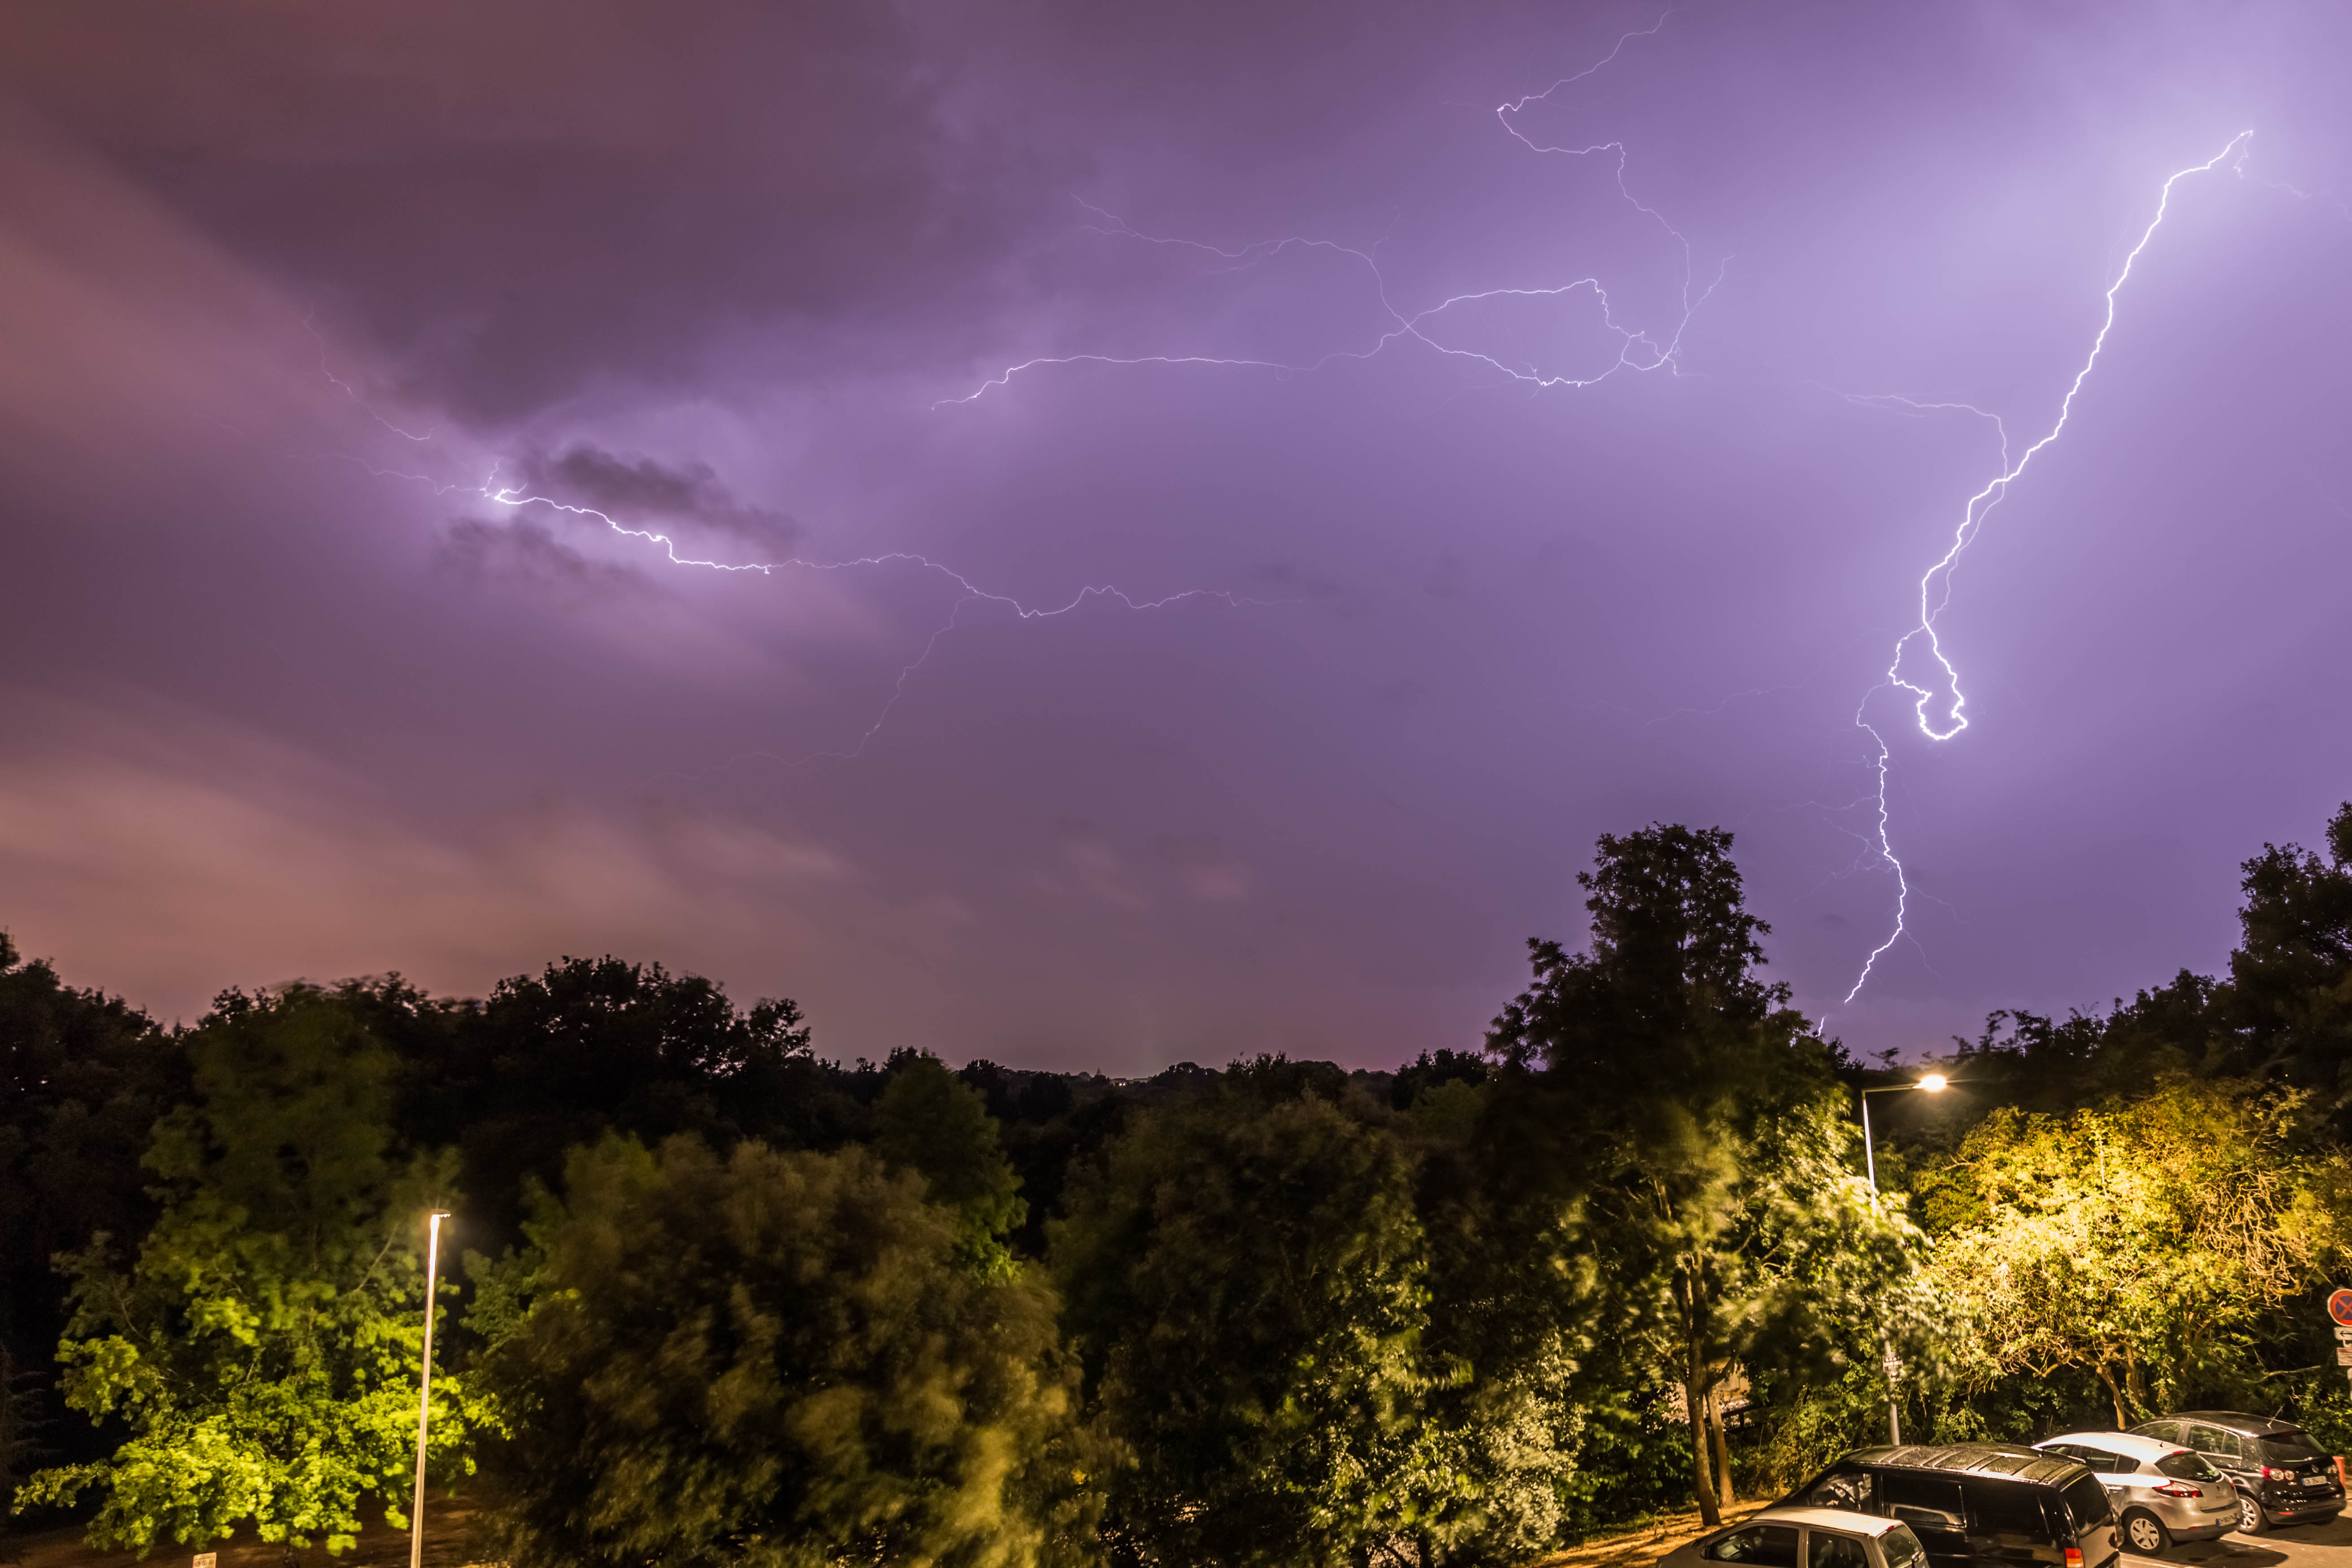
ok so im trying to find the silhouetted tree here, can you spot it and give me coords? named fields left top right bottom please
left=875, top=1053, right=1027, bottom=1275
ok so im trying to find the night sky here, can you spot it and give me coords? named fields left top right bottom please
left=3, top=1, right=2348, bottom=1070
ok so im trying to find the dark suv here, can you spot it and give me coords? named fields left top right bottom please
left=2128, top=1413, right=2343, bottom=1533
left=1791, top=1444, right=2120, bottom=1568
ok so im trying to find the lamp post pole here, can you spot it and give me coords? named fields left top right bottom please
left=1859, top=1077, right=1946, bottom=1449
left=411, top=1211, right=450, bottom=1568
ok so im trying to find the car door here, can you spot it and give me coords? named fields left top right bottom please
left=1880, top=1471, right=1972, bottom=1568
left=1964, top=1476, right=2059, bottom=1568
left=2069, top=1447, right=2136, bottom=1513
left=1704, top=1524, right=1801, bottom=1568
left=1808, top=1528, right=1874, bottom=1568
left=2186, top=1424, right=2253, bottom=1494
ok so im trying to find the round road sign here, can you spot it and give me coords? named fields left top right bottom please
left=2329, top=1289, right=2352, bottom=1327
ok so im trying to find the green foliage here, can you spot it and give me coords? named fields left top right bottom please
left=2221, top=803, right=2352, bottom=1121
left=1922, top=1076, right=2322, bottom=1424
left=13, top=988, right=474, bottom=1555
left=0, top=930, right=182, bottom=1477
left=473, top=1134, right=1102, bottom=1568
left=1489, top=823, right=1932, bottom=1523
left=874, top=1053, right=1027, bottom=1275
left=1052, top=1091, right=1445, bottom=1567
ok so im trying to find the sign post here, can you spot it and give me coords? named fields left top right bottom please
left=2329, top=1290, right=2352, bottom=1386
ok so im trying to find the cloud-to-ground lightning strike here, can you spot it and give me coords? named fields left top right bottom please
left=935, top=12, right=2295, bottom=1018
left=1837, top=131, right=2255, bottom=1005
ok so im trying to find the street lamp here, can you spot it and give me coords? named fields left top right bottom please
left=411, top=1211, right=450, bottom=1568
left=1858, top=1076, right=1946, bottom=1447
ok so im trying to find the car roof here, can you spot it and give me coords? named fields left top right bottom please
left=1848, top=1443, right=2086, bottom=1488
left=2036, top=1432, right=2186, bottom=1461
left=1740, top=1507, right=1905, bottom=1537
left=2164, top=1411, right=2300, bottom=1436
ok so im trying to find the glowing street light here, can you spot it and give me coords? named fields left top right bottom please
left=1858, top=1075, right=1948, bottom=1447
left=411, top=1211, right=450, bottom=1568
left=1860, top=1075, right=1947, bottom=1192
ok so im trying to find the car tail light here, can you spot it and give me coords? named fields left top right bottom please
left=2064, top=1548, right=2083, bottom=1568
left=2153, top=1484, right=2201, bottom=1499
left=2260, top=1466, right=2284, bottom=1481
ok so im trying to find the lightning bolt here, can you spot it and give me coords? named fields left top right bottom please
left=943, top=17, right=1718, bottom=406
left=1838, top=130, right=2254, bottom=1005
left=318, top=447, right=1261, bottom=769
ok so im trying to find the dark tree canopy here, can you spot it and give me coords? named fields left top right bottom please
left=477, top=1135, right=1098, bottom=1568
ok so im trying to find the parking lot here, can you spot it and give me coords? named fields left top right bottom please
left=2147, top=1517, right=2352, bottom=1568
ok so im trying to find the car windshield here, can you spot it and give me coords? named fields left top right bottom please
left=2261, top=1432, right=2329, bottom=1465
left=1880, top=1525, right=1927, bottom=1568
left=2157, top=1452, right=2222, bottom=1482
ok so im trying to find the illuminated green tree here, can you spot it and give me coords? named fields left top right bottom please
left=14, top=989, right=474, bottom=1556
left=1921, top=1077, right=2325, bottom=1425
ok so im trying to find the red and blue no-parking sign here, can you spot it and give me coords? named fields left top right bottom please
left=2328, top=1289, right=2352, bottom=1327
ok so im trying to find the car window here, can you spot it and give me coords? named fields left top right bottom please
left=1799, top=1467, right=1875, bottom=1514
left=2261, top=1431, right=2329, bottom=1466
left=2190, top=1425, right=2245, bottom=1463
left=1706, top=1525, right=1801, bottom=1566
left=1883, top=1472, right=1967, bottom=1532
left=2038, top=1444, right=2085, bottom=1464
left=1969, top=1480, right=2056, bottom=1544
left=2156, top=1451, right=2221, bottom=1483
left=2072, top=1448, right=2125, bottom=1473
left=2062, top=1475, right=2114, bottom=1529
left=1879, top=1525, right=1928, bottom=1568
left=2135, top=1421, right=2183, bottom=1445
left=1809, top=1532, right=1871, bottom=1568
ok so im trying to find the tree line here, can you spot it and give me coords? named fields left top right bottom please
left=4, top=806, right=2352, bottom=1566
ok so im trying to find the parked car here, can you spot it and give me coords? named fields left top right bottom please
left=2030, top=1431, right=2238, bottom=1554
left=2127, top=1412, right=2344, bottom=1533
left=1788, top=1443, right=2120, bottom=1568
left=1659, top=1506, right=1929, bottom=1568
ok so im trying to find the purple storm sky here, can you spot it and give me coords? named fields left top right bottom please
left=2, top=1, right=2348, bottom=1070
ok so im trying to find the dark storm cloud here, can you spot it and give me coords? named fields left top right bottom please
left=520, top=446, right=799, bottom=554
left=0, top=0, right=1066, bottom=420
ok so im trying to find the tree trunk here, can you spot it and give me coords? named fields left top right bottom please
left=2095, top=1363, right=2129, bottom=1430
left=1689, top=1373, right=1722, bottom=1528
left=1709, top=1386, right=1736, bottom=1508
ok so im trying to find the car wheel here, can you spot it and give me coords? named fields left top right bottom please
left=2238, top=1495, right=2265, bottom=1535
left=2122, top=1511, right=2170, bottom=1555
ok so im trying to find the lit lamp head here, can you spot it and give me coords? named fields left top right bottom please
left=1916, top=1073, right=1947, bottom=1093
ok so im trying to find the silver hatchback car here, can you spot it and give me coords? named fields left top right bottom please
left=2032, top=1432, right=2238, bottom=1554
left=1659, top=1506, right=1931, bottom=1568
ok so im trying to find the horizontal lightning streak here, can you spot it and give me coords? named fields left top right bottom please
left=943, top=16, right=1720, bottom=408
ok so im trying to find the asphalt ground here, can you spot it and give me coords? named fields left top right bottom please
left=2152, top=1514, right=2352, bottom=1568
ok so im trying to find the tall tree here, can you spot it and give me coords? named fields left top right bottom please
left=472, top=1134, right=1100, bottom=1568
left=2216, top=803, right=2352, bottom=1122
left=1052, top=1089, right=1443, bottom=1568
left=15, top=988, right=474, bottom=1557
left=1489, top=825, right=1928, bottom=1525
left=0, top=932, right=184, bottom=1479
